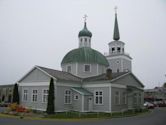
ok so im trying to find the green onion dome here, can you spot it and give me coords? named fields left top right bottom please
left=78, top=22, right=92, bottom=37
left=61, top=47, right=109, bottom=66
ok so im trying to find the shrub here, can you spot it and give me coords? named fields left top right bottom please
left=9, top=103, right=18, bottom=111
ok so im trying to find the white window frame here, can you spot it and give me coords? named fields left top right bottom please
left=23, top=89, right=28, bottom=102
left=42, top=89, right=48, bottom=103
left=74, top=94, right=79, bottom=100
left=138, top=93, right=142, bottom=104
left=133, top=93, right=137, bottom=104
left=84, top=64, right=91, bottom=72
left=64, top=90, right=72, bottom=104
left=66, top=65, right=72, bottom=73
left=32, top=89, right=38, bottom=102
left=94, top=90, right=103, bottom=105
left=115, top=91, right=120, bottom=105
left=122, top=92, right=127, bottom=104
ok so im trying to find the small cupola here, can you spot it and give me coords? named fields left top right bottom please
left=78, top=15, right=92, bottom=48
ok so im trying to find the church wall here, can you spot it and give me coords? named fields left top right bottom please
left=127, top=89, right=144, bottom=109
left=85, top=87, right=110, bottom=112
left=61, top=63, right=77, bottom=75
left=97, top=65, right=107, bottom=74
left=19, top=68, right=50, bottom=83
left=112, top=74, right=143, bottom=88
left=108, top=58, right=122, bottom=72
left=77, top=63, right=98, bottom=78
left=19, top=85, right=49, bottom=111
left=55, top=86, right=73, bottom=112
left=122, top=58, right=132, bottom=72
left=111, top=87, right=128, bottom=112
left=72, top=90, right=82, bottom=112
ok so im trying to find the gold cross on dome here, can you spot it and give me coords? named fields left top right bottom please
left=83, top=14, right=88, bottom=22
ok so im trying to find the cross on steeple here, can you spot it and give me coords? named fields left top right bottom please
left=83, top=14, right=88, bottom=22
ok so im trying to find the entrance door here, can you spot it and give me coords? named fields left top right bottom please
left=88, top=97, right=93, bottom=112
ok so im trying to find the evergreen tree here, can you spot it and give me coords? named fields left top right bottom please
left=163, top=82, right=166, bottom=88
left=46, top=78, right=55, bottom=114
left=12, top=83, right=19, bottom=104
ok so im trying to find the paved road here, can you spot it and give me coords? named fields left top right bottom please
left=0, top=108, right=166, bottom=125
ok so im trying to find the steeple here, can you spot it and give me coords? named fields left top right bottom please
left=113, top=6, right=120, bottom=41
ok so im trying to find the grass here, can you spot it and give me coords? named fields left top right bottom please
left=45, top=108, right=149, bottom=119
left=0, top=108, right=150, bottom=121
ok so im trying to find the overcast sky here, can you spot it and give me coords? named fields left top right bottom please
left=0, top=0, right=166, bottom=88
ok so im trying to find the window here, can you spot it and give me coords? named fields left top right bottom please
left=133, top=93, right=137, bottom=104
left=43, top=89, right=48, bottom=103
left=117, top=47, right=121, bottom=52
left=84, top=64, right=90, bottom=72
left=74, top=95, right=79, bottom=100
left=138, top=93, right=142, bottom=104
left=80, top=38, right=82, bottom=42
left=85, top=41, right=87, bottom=47
left=112, top=47, right=115, bottom=52
left=122, top=92, right=127, bottom=104
left=84, top=38, right=87, bottom=42
left=23, top=90, right=28, bottom=101
left=117, top=69, right=119, bottom=72
left=67, top=66, right=71, bottom=73
left=115, top=91, right=120, bottom=105
left=94, top=91, right=103, bottom=105
left=32, top=90, right=38, bottom=102
left=64, top=90, right=72, bottom=104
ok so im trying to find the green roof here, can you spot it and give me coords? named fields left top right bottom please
left=78, top=22, right=92, bottom=37
left=61, top=47, right=109, bottom=66
left=71, top=87, right=93, bottom=95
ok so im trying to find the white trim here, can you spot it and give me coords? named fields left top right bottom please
left=31, top=89, right=38, bottom=102
left=74, top=94, right=79, bottom=100
left=94, top=90, right=103, bottom=105
left=97, top=64, right=99, bottom=75
left=36, top=66, right=58, bottom=81
left=22, top=89, right=28, bottom=102
left=121, top=58, right=123, bottom=72
left=64, top=89, right=72, bottom=104
left=56, top=82, right=81, bottom=87
left=76, top=63, right=78, bottom=75
left=83, top=83, right=111, bottom=88
left=18, top=66, right=57, bottom=83
left=19, top=82, right=49, bottom=86
left=111, top=84, right=126, bottom=89
left=83, top=83, right=126, bottom=88
left=106, top=55, right=131, bottom=61
left=18, top=66, right=36, bottom=83
left=110, top=72, right=130, bottom=82
left=114, top=91, right=120, bottom=105
left=83, top=64, right=91, bottom=72
left=66, top=65, right=72, bottom=73
left=81, top=95, right=84, bottom=112
left=71, top=88, right=84, bottom=95
left=42, top=89, right=48, bottom=103
left=109, top=86, right=111, bottom=112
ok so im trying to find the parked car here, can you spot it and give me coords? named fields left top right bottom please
left=144, top=102, right=155, bottom=109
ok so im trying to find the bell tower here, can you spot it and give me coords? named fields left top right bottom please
left=106, top=7, right=132, bottom=73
